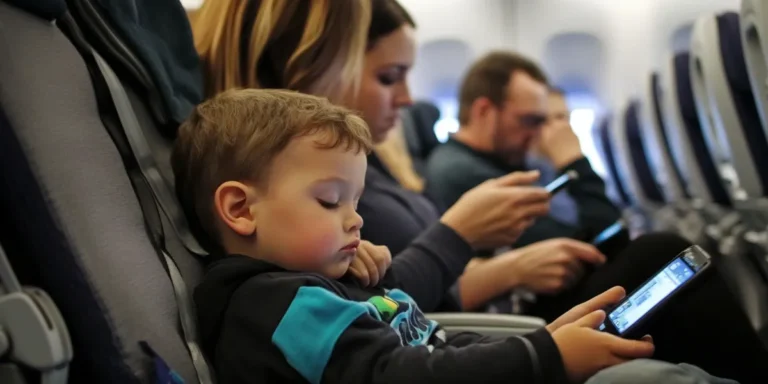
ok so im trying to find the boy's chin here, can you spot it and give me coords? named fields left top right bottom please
left=320, top=260, right=352, bottom=280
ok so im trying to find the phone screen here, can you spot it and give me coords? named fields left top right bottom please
left=545, top=173, right=571, bottom=194
left=591, top=220, right=625, bottom=246
left=607, top=257, right=695, bottom=334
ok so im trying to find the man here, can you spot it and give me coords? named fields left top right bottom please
left=527, top=87, right=579, bottom=225
left=425, top=51, right=620, bottom=248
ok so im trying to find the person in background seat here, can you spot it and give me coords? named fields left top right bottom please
left=426, top=53, right=621, bottom=249
left=526, top=87, right=580, bottom=226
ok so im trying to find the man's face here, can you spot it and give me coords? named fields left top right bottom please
left=491, top=71, right=549, bottom=163
left=548, top=92, right=570, bottom=123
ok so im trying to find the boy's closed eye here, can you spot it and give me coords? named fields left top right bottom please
left=318, top=199, right=340, bottom=209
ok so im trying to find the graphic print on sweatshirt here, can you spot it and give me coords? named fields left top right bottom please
left=367, top=289, right=445, bottom=348
left=271, top=285, right=447, bottom=384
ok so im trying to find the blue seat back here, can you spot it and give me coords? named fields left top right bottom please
left=674, top=53, right=733, bottom=207
left=624, top=100, right=666, bottom=203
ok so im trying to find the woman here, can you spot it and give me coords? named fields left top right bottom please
left=372, top=118, right=425, bottom=193
left=192, top=0, right=553, bottom=313
left=191, top=1, right=768, bottom=381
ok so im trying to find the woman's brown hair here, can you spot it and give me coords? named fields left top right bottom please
left=191, top=0, right=371, bottom=103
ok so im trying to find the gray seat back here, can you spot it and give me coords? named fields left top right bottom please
left=0, top=2, right=201, bottom=382
left=691, top=12, right=768, bottom=201
left=643, top=72, right=691, bottom=202
left=662, top=52, right=733, bottom=208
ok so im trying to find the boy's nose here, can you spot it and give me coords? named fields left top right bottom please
left=345, top=211, right=364, bottom=232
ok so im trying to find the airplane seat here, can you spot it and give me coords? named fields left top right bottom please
left=669, top=51, right=741, bottom=255
left=691, top=12, right=768, bottom=204
left=741, top=0, right=768, bottom=133
left=594, top=115, right=651, bottom=234
left=596, top=115, right=632, bottom=207
left=671, top=53, right=734, bottom=210
left=399, top=106, right=429, bottom=177
left=645, top=71, right=707, bottom=240
left=64, top=0, right=208, bottom=259
left=647, top=72, right=691, bottom=203
left=623, top=100, right=666, bottom=207
left=691, top=12, right=768, bottom=280
left=606, top=101, right=657, bottom=234
left=0, top=1, right=204, bottom=382
left=404, top=101, right=442, bottom=163
left=719, top=12, right=768, bottom=229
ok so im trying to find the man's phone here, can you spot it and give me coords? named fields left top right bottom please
left=545, top=170, right=579, bottom=195
left=591, top=219, right=627, bottom=248
left=598, top=245, right=712, bottom=339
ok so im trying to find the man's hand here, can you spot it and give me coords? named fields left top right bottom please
left=502, top=239, right=606, bottom=295
left=537, top=120, right=584, bottom=169
left=551, top=310, right=655, bottom=383
left=348, top=241, right=392, bottom=287
left=441, top=171, right=551, bottom=250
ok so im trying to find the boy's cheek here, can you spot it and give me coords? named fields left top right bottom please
left=291, top=230, right=341, bottom=264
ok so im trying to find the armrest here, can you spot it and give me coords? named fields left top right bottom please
left=425, top=312, right=546, bottom=337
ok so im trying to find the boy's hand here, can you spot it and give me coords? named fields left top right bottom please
left=349, top=241, right=392, bottom=287
left=546, top=286, right=625, bottom=333
left=552, top=310, right=655, bottom=383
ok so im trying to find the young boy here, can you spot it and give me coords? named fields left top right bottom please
left=172, top=89, right=734, bottom=384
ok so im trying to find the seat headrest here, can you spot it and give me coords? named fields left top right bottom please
left=408, top=101, right=441, bottom=158
left=674, top=53, right=699, bottom=122
left=673, top=52, right=733, bottom=207
left=717, top=12, right=752, bottom=93
left=72, top=0, right=203, bottom=132
left=651, top=72, right=690, bottom=199
left=6, top=0, right=66, bottom=20
left=411, top=101, right=440, bottom=128
left=624, top=101, right=665, bottom=203
left=598, top=116, right=632, bottom=205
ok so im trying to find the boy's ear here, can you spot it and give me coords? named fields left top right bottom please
left=214, top=181, right=259, bottom=237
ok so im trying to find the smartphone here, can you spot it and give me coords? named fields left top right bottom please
left=545, top=170, right=580, bottom=195
left=591, top=219, right=627, bottom=248
left=598, top=245, right=712, bottom=338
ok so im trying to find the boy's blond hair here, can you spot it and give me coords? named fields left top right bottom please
left=172, top=89, right=372, bottom=252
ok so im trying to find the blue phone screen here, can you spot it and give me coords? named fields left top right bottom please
left=592, top=221, right=624, bottom=246
left=608, top=258, right=694, bottom=334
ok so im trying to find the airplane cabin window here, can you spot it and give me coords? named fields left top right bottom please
left=570, top=108, right=607, bottom=178
left=433, top=98, right=460, bottom=143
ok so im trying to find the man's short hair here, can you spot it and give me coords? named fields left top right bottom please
left=458, top=51, right=549, bottom=125
left=172, top=89, right=372, bottom=252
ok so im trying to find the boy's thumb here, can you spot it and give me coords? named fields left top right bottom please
left=576, top=310, right=607, bottom=329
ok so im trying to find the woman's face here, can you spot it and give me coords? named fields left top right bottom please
left=354, top=25, right=416, bottom=143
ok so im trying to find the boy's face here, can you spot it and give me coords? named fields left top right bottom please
left=246, top=133, right=367, bottom=278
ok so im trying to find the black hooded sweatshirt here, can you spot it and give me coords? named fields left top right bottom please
left=195, top=223, right=569, bottom=384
